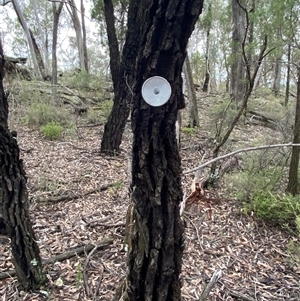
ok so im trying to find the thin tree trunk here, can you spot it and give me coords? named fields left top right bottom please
left=273, top=55, right=282, bottom=97
left=286, top=65, right=300, bottom=195
left=81, top=0, right=89, bottom=73
left=184, top=54, right=200, bottom=127
left=103, top=0, right=120, bottom=92
left=32, top=0, right=48, bottom=73
left=52, top=1, right=64, bottom=101
left=285, top=44, right=291, bottom=107
left=202, top=2, right=211, bottom=93
left=100, top=1, right=141, bottom=154
left=68, top=0, right=86, bottom=72
left=11, top=0, right=42, bottom=78
left=231, top=0, right=245, bottom=106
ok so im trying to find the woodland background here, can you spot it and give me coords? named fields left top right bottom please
left=1, top=0, right=300, bottom=300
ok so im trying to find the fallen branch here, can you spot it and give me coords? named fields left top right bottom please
left=183, top=143, right=300, bottom=175
left=227, top=289, right=256, bottom=301
left=199, top=270, right=222, bottom=301
left=37, top=182, right=121, bottom=203
left=0, top=237, right=113, bottom=280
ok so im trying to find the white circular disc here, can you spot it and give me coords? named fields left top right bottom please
left=141, top=76, right=171, bottom=107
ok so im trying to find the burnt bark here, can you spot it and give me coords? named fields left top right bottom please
left=103, top=0, right=120, bottom=92
left=100, top=1, right=140, bottom=154
left=114, top=1, right=204, bottom=300
left=0, top=40, right=46, bottom=291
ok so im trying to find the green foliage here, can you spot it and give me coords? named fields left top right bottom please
left=62, top=70, right=104, bottom=92
left=287, top=240, right=300, bottom=266
left=181, top=127, right=197, bottom=136
left=243, top=191, right=300, bottom=227
left=26, top=102, right=71, bottom=127
left=40, top=122, right=63, bottom=140
left=226, top=150, right=285, bottom=201
left=75, top=262, right=83, bottom=288
left=97, top=99, right=113, bottom=120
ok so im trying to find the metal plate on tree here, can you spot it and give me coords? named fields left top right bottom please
left=141, top=76, right=171, bottom=107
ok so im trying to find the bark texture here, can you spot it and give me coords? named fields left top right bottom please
left=286, top=66, right=300, bottom=195
left=0, top=127, right=47, bottom=290
left=184, top=54, right=200, bottom=127
left=231, top=0, right=246, bottom=105
left=115, top=1, right=204, bottom=300
left=0, top=40, right=46, bottom=291
left=100, top=1, right=140, bottom=154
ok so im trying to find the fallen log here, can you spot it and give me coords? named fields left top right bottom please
left=36, top=182, right=121, bottom=203
left=0, top=237, right=113, bottom=280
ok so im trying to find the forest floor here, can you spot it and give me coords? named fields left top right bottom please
left=1, top=88, right=300, bottom=301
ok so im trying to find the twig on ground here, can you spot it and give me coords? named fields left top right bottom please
left=37, top=182, right=121, bottom=203
left=0, top=238, right=113, bottom=280
left=199, top=270, right=222, bottom=301
left=83, top=244, right=99, bottom=297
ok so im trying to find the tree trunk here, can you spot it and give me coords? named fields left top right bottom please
left=0, top=42, right=46, bottom=291
left=103, top=0, right=120, bottom=92
left=11, top=0, right=42, bottom=78
left=114, top=1, right=204, bottom=300
left=273, top=55, right=282, bottom=97
left=285, top=44, right=291, bottom=107
left=80, top=0, right=89, bottom=73
left=52, top=1, right=64, bottom=101
left=32, top=0, right=48, bottom=73
left=68, top=0, right=86, bottom=72
left=183, top=54, right=200, bottom=127
left=100, top=1, right=141, bottom=154
left=231, top=0, right=246, bottom=106
left=286, top=65, right=300, bottom=195
left=202, top=2, right=211, bottom=93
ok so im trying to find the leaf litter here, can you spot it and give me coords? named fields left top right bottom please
left=0, top=109, right=299, bottom=301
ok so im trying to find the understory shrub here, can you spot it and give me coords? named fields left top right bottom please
left=40, top=122, right=63, bottom=140
left=26, top=103, right=71, bottom=127
left=243, top=191, right=300, bottom=230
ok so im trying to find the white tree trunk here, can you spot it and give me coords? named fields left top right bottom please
left=12, top=0, right=42, bottom=78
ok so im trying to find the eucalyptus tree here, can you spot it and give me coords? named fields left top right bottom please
left=0, top=40, right=47, bottom=291
left=11, top=0, right=43, bottom=78
left=92, top=0, right=131, bottom=153
left=66, top=0, right=89, bottom=72
left=112, top=1, right=204, bottom=300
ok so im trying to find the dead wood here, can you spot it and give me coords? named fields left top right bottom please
left=184, top=143, right=300, bottom=175
left=199, top=270, right=222, bottom=301
left=246, top=110, right=282, bottom=131
left=37, top=182, right=120, bottom=203
left=0, top=238, right=113, bottom=280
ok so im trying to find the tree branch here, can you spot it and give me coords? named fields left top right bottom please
left=183, top=143, right=300, bottom=175
left=0, top=238, right=113, bottom=280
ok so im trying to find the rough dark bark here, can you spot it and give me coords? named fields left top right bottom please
left=0, top=43, right=8, bottom=125
left=0, top=39, right=46, bottom=291
left=100, top=1, right=140, bottom=154
left=103, top=0, right=120, bottom=92
left=114, top=1, right=204, bottom=300
left=286, top=66, right=300, bottom=195
left=202, top=2, right=211, bottom=93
